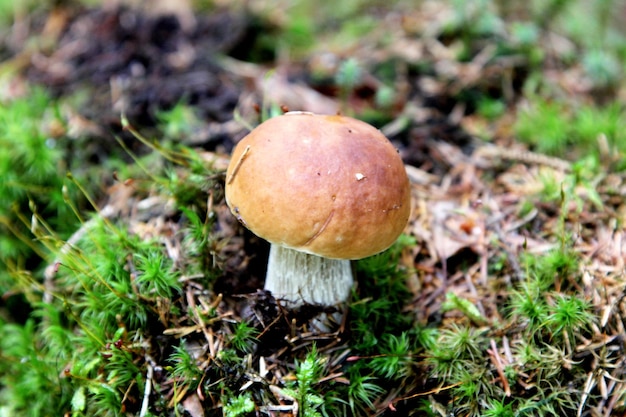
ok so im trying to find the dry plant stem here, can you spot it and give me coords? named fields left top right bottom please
left=139, top=362, right=153, bottom=417
left=265, top=244, right=353, bottom=309
left=42, top=203, right=119, bottom=303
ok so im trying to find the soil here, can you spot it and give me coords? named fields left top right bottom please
left=18, top=4, right=487, bottom=175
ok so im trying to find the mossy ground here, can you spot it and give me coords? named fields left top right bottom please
left=1, top=1, right=625, bottom=416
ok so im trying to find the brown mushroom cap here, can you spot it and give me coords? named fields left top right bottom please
left=225, top=112, right=411, bottom=260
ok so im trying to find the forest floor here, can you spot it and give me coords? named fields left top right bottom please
left=1, top=1, right=625, bottom=416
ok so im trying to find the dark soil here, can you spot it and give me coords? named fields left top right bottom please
left=18, top=4, right=486, bottom=176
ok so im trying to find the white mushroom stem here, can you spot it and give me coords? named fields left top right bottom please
left=265, top=244, right=354, bottom=309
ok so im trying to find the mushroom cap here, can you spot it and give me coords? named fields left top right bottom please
left=225, top=112, right=411, bottom=260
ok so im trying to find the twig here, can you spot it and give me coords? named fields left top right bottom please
left=488, top=339, right=511, bottom=397
left=473, top=144, right=572, bottom=172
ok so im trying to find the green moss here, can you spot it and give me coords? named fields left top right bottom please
left=515, top=98, right=626, bottom=159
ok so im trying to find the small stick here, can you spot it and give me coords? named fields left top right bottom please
left=488, top=338, right=511, bottom=396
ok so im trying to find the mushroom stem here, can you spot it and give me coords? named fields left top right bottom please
left=265, top=244, right=354, bottom=309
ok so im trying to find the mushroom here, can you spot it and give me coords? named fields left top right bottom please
left=225, top=112, right=411, bottom=325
